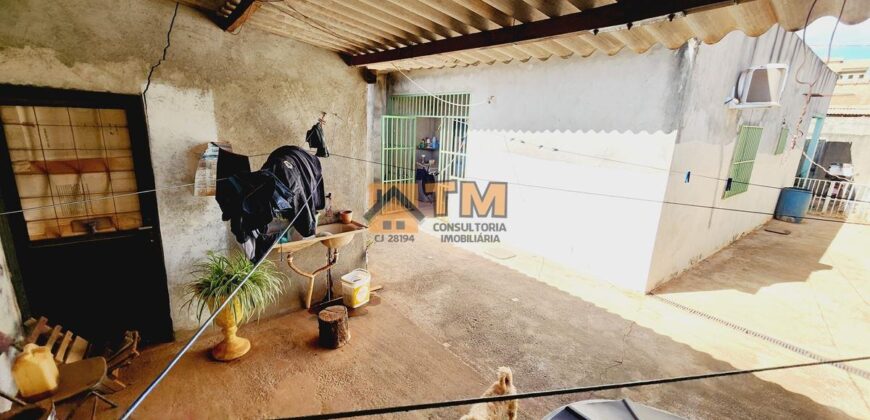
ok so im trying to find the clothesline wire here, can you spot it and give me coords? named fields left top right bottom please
left=1, top=148, right=868, bottom=227
left=4, top=124, right=861, bottom=220
left=327, top=151, right=870, bottom=227
left=277, top=355, right=870, bottom=420
left=501, top=136, right=846, bottom=193
left=428, top=115, right=850, bottom=196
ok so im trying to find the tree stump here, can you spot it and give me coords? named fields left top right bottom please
left=318, top=305, right=350, bottom=349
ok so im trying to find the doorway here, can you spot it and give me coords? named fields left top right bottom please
left=0, top=86, right=173, bottom=345
left=381, top=93, right=470, bottom=218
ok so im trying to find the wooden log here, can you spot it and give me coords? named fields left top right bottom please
left=318, top=305, right=350, bottom=349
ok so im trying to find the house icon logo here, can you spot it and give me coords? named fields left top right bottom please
left=364, top=183, right=425, bottom=234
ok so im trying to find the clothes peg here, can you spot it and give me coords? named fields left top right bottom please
left=684, top=171, right=691, bottom=183
left=725, top=177, right=733, bottom=191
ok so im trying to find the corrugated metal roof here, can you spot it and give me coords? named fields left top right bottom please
left=186, top=0, right=870, bottom=71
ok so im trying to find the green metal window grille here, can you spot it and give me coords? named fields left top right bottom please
left=387, top=93, right=470, bottom=118
left=774, top=126, right=789, bottom=155
left=723, top=125, right=763, bottom=199
left=380, top=116, right=417, bottom=214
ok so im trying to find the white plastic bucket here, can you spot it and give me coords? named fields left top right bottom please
left=340, top=269, right=371, bottom=308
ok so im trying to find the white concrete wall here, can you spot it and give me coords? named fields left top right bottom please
left=647, top=26, right=837, bottom=289
left=391, top=45, right=689, bottom=290
left=0, top=0, right=368, bottom=331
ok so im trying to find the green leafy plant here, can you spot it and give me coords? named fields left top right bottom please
left=183, top=252, right=286, bottom=323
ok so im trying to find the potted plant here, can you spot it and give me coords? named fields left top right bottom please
left=183, top=252, right=286, bottom=361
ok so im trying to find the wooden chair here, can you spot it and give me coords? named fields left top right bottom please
left=97, top=331, right=140, bottom=393
left=23, top=318, right=89, bottom=364
left=23, top=318, right=141, bottom=392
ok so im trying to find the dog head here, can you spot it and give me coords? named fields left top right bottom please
left=496, top=366, right=516, bottom=394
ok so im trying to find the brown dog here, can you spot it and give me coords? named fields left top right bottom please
left=461, top=367, right=518, bottom=420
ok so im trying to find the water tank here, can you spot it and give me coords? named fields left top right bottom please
left=774, top=187, right=812, bottom=223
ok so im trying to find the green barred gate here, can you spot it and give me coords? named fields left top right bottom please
left=382, top=93, right=470, bottom=215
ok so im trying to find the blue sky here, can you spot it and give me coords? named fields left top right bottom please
left=799, top=17, right=870, bottom=60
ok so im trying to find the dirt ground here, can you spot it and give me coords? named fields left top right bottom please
left=80, top=218, right=868, bottom=419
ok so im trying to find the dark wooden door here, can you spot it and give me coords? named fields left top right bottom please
left=0, top=86, right=173, bottom=345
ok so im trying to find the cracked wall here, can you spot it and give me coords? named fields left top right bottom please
left=0, top=0, right=368, bottom=332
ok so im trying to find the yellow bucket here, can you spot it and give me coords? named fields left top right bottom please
left=340, top=269, right=371, bottom=308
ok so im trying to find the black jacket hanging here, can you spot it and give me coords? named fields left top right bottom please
left=216, top=145, right=325, bottom=260
left=306, top=122, right=329, bottom=157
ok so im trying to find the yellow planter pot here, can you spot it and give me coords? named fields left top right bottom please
left=208, top=298, right=251, bottom=361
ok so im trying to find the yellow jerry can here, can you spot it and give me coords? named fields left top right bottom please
left=12, top=343, right=60, bottom=399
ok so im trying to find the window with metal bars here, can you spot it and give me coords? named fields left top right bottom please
left=774, top=126, right=789, bottom=155
left=723, top=125, right=763, bottom=199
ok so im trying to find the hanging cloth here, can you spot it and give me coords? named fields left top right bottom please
left=215, top=145, right=324, bottom=261
left=306, top=121, right=329, bottom=158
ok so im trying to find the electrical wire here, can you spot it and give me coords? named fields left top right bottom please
left=276, top=355, right=870, bottom=420
left=789, top=0, right=846, bottom=152
left=391, top=63, right=495, bottom=107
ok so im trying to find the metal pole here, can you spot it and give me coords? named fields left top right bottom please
left=121, top=222, right=292, bottom=419
left=121, top=222, right=293, bottom=419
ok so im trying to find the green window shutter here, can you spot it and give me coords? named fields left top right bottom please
left=723, top=125, right=763, bottom=199
left=774, top=126, right=789, bottom=155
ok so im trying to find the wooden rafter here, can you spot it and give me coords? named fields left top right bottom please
left=343, top=0, right=732, bottom=66
left=385, top=0, right=477, bottom=36
left=215, top=0, right=260, bottom=32
left=356, top=0, right=461, bottom=39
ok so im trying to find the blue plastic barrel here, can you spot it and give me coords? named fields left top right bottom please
left=774, top=187, right=812, bottom=223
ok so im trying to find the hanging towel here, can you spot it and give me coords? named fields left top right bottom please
left=306, top=122, right=329, bottom=157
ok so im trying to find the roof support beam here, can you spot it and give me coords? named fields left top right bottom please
left=215, top=0, right=261, bottom=32
left=342, top=0, right=735, bottom=66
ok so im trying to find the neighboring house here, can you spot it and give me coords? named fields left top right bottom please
left=377, top=25, right=836, bottom=292
left=815, top=59, right=870, bottom=184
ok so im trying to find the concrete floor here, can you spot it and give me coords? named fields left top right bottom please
left=81, top=218, right=868, bottom=419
